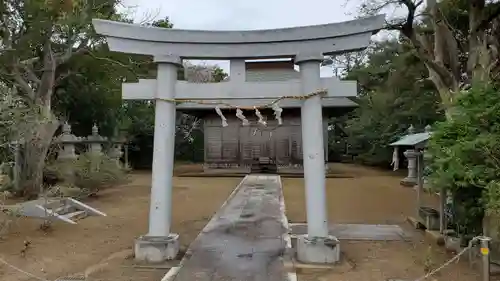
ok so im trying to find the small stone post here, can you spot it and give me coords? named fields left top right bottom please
left=56, top=123, right=81, bottom=184
left=478, top=236, right=492, bottom=281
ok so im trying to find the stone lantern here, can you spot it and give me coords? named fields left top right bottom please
left=54, top=122, right=82, bottom=183
left=389, top=125, right=432, bottom=187
left=82, top=124, right=109, bottom=172
left=84, top=124, right=108, bottom=156
left=108, top=130, right=126, bottom=168
left=55, top=122, right=81, bottom=161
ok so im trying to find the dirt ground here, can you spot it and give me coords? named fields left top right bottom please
left=0, top=174, right=240, bottom=281
left=285, top=164, right=483, bottom=281
left=0, top=164, right=490, bottom=281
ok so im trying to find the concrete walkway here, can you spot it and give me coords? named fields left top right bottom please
left=171, top=175, right=290, bottom=281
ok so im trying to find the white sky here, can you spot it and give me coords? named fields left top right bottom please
left=118, top=0, right=391, bottom=77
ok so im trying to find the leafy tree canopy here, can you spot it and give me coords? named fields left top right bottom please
left=427, top=85, right=500, bottom=233
left=339, top=40, right=444, bottom=166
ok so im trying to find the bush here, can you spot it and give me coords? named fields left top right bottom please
left=428, top=85, right=500, bottom=235
left=73, top=152, right=127, bottom=192
left=46, top=152, right=127, bottom=195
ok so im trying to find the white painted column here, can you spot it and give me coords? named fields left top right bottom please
left=148, top=55, right=181, bottom=236
left=296, top=54, right=328, bottom=238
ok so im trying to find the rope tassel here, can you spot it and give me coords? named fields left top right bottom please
left=236, top=108, right=249, bottom=126
left=215, top=106, right=228, bottom=127
left=272, top=103, right=283, bottom=125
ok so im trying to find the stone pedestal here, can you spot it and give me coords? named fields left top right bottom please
left=401, top=149, right=419, bottom=187
left=134, top=234, right=180, bottom=263
left=296, top=234, right=340, bottom=264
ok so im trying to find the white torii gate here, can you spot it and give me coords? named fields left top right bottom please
left=92, top=16, right=384, bottom=264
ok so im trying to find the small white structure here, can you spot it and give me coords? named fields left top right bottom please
left=92, top=16, right=384, bottom=264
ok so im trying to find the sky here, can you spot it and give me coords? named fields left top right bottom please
left=118, top=0, right=387, bottom=77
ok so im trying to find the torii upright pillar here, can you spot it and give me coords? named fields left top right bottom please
left=134, top=55, right=182, bottom=262
left=295, top=54, right=338, bottom=263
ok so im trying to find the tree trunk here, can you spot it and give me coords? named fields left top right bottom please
left=18, top=40, right=60, bottom=197
left=20, top=118, right=59, bottom=197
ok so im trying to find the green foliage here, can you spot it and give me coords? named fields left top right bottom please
left=53, top=48, right=127, bottom=136
left=0, top=86, right=44, bottom=190
left=343, top=40, right=444, bottom=166
left=47, top=152, right=126, bottom=194
left=212, top=66, right=229, bottom=82
left=73, top=152, right=126, bottom=192
left=428, top=85, right=500, bottom=234
left=120, top=62, right=227, bottom=167
left=150, top=17, right=174, bottom=28
left=0, top=86, right=41, bottom=145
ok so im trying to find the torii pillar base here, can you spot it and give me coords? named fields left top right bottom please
left=296, top=235, right=340, bottom=264
left=134, top=234, right=180, bottom=263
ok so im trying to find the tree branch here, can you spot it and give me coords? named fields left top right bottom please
left=18, top=63, right=41, bottom=85
left=56, top=38, right=91, bottom=65
left=474, top=1, right=500, bottom=32
left=400, top=0, right=422, bottom=36
left=396, top=0, right=454, bottom=86
left=11, top=66, right=36, bottom=100
left=54, top=70, right=75, bottom=86
left=36, top=40, right=56, bottom=108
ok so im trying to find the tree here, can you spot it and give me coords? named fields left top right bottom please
left=356, top=0, right=500, bottom=116
left=342, top=40, right=443, bottom=166
left=53, top=46, right=128, bottom=137
left=0, top=85, right=42, bottom=178
left=149, top=17, right=174, bottom=28
left=427, top=85, right=500, bottom=235
left=0, top=0, right=125, bottom=195
left=123, top=63, right=228, bottom=168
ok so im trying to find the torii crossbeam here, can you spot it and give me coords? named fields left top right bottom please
left=122, top=77, right=356, bottom=101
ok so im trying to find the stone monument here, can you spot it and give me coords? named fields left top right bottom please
left=92, top=15, right=384, bottom=264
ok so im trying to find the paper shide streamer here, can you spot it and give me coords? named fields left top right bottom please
left=215, top=106, right=228, bottom=127
left=272, top=103, right=283, bottom=125
left=236, top=108, right=249, bottom=126
left=215, top=103, right=285, bottom=128
left=254, top=107, right=267, bottom=126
